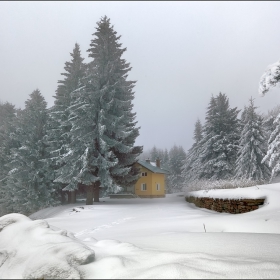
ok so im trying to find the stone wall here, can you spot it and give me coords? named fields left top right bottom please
left=185, top=196, right=265, bottom=214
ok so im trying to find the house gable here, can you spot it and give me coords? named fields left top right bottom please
left=134, top=160, right=167, bottom=198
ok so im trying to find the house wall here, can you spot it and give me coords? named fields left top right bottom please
left=151, top=173, right=165, bottom=197
left=135, top=165, right=153, bottom=196
left=134, top=163, right=166, bottom=198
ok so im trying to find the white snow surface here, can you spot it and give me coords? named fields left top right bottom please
left=1, top=183, right=280, bottom=278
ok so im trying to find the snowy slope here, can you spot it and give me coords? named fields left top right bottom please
left=1, top=183, right=280, bottom=278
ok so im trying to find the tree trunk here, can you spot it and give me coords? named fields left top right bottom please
left=93, top=182, right=100, bottom=202
left=67, top=191, right=71, bottom=204
left=86, top=185, right=94, bottom=205
left=69, top=190, right=76, bottom=204
left=60, top=189, right=66, bottom=204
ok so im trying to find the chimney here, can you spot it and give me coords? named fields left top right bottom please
left=145, top=158, right=151, bottom=164
left=156, top=158, right=160, bottom=168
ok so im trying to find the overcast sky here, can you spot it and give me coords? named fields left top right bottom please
left=1, top=1, right=280, bottom=152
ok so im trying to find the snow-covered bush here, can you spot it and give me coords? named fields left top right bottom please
left=183, top=178, right=265, bottom=192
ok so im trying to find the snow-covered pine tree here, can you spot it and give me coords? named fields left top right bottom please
left=149, top=146, right=165, bottom=162
left=54, top=16, right=142, bottom=204
left=4, top=90, right=58, bottom=215
left=0, top=102, right=18, bottom=182
left=44, top=43, right=85, bottom=204
left=182, top=119, right=203, bottom=184
left=235, top=98, right=270, bottom=181
left=167, top=145, right=186, bottom=192
left=199, top=93, right=240, bottom=180
left=0, top=102, right=19, bottom=215
left=259, top=61, right=280, bottom=181
left=162, top=148, right=170, bottom=169
left=150, top=146, right=159, bottom=161
left=262, top=105, right=280, bottom=144
left=262, top=112, right=280, bottom=181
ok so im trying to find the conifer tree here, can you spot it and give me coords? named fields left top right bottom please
left=167, top=145, right=186, bottom=192
left=54, top=16, right=142, bottom=204
left=0, top=102, right=18, bottom=182
left=44, top=43, right=85, bottom=204
left=162, top=148, right=170, bottom=169
left=199, top=93, right=240, bottom=180
left=262, top=113, right=280, bottom=181
left=182, top=119, right=203, bottom=184
left=4, top=90, right=58, bottom=215
left=235, top=98, right=270, bottom=181
left=0, top=102, right=19, bottom=215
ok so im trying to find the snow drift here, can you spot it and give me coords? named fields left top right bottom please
left=0, top=213, right=95, bottom=279
left=2, top=184, right=280, bottom=278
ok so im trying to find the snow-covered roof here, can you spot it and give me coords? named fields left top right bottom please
left=137, top=160, right=170, bottom=174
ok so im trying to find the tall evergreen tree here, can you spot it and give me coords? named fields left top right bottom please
left=262, top=112, right=280, bottom=181
left=167, top=145, right=186, bottom=192
left=162, top=148, right=170, bottom=169
left=0, top=102, right=18, bottom=182
left=182, top=119, right=203, bottom=184
left=199, top=93, right=240, bottom=180
left=44, top=43, right=85, bottom=204
left=54, top=16, right=142, bottom=204
left=0, top=102, right=19, bottom=215
left=4, top=90, right=58, bottom=215
left=235, top=98, right=270, bottom=181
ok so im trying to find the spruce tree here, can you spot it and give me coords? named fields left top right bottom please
left=182, top=119, right=203, bottom=184
left=54, top=16, right=142, bottom=204
left=0, top=102, right=19, bottom=215
left=4, top=90, right=58, bottom=215
left=167, top=145, right=186, bottom=192
left=199, top=93, right=240, bottom=180
left=0, top=102, right=18, bottom=182
left=262, top=113, right=280, bottom=181
left=235, top=98, right=270, bottom=181
left=44, top=43, right=85, bottom=204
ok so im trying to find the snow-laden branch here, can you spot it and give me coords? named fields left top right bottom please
left=259, top=60, right=280, bottom=96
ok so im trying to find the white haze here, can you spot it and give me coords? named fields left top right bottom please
left=1, top=1, right=280, bottom=151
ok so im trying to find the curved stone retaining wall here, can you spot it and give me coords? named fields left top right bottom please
left=186, top=196, right=265, bottom=214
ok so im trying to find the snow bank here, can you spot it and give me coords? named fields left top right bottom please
left=186, top=184, right=267, bottom=200
left=3, top=185, right=280, bottom=279
left=0, top=213, right=95, bottom=279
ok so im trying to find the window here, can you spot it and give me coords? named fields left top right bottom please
left=141, top=183, right=147, bottom=191
left=156, top=183, right=160, bottom=191
left=141, top=172, right=147, bottom=177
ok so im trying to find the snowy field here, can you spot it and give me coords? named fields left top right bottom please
left=1, top=183, right=280, bottom=278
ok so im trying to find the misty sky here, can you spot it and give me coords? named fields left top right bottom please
left=1, top=1, right=280, bottom=152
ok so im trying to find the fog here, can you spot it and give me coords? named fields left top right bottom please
left=1, top=1, right=280, bottom=152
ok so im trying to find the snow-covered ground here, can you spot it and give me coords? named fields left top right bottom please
left=1, top=183, right=280, bottom=278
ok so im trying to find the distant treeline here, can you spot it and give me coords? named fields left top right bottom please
left=143, top=93, right=280, bottom=193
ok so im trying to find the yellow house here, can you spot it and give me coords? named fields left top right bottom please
left=134, top=159, right=169, bottom=198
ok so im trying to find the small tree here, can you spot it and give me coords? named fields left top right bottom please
left=182, top=119, right=203, bottom=184
left=235, top=98, right=270, bottom=181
